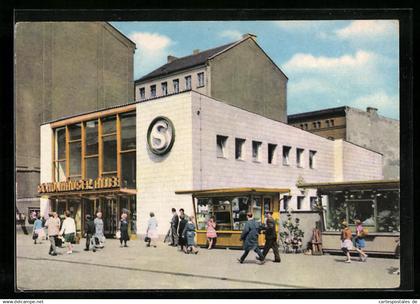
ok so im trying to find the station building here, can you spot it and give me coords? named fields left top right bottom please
left=38, top=90, right=384, bottom=247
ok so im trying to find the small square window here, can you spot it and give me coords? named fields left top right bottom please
left=216, top=135, right=228, bottom=158
left=161, top=82, right=168, bottom=96
left=282, top=146, right=291, bottom=165
left=197, top=72, right=205, bottom=87
left=139, top=87, right=145, bottom=100
left=296, top=148, right=304, bottom=167
left=309, top=150, right=317, bottom=169
left=252, top=141, right=262, bottom=162
left=185, top=75, right=192, bottom=90
left=297, top=196, right=304, bottom=210
left=150, top=85, right=156, bottom=97
left=268, top=143, right=277, bottom=164
left=330, top=119, right=335, bottom=126
left=235, top=138, right=246, bottom=160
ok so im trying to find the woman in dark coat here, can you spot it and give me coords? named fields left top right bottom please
left=119, top=213, right=129, bottom=247
left=182, top=216, right=198, bottom=254
left=177, top=214, right=188, bottom=253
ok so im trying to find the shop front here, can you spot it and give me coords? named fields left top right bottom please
left=176, top=188, right=290, bottom=248
left=298, top=180, right=400, bottom=255
left=39, top=104, right=137, bottom=239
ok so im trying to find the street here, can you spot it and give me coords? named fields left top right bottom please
left=16, top=233, right=400, bottom=290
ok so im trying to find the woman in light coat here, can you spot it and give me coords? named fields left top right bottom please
left=146, top=212, right=158, bottom=247
left=59, top=211, right=76, bottom=254
left=94, top=212, right=105, bottom=248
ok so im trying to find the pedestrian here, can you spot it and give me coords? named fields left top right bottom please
left=44, top=212, right=60, bottom=256
left=237, top=212, right=265, bottom=264
left=182, top=216, right=198, bottom=254
left=177, top=214, right=188, bottom=253
left=59, top=211, right=76, bottom=254
left=340, top=221, right=353, bottom=263
left=94, top=212, right=105, bottom=248
left=206, top=216, right=217, bottom=249
left=260, top=211, right=281, bottom=263
left=84, top=214, right=96, bottom=252
left=32, top=215, right=44, bottom=244
left=169, top=208, right=179, bottom=246
left=119, top=213, right=129, bottom=247
left=354, top=219, right=368, bottom=262
left=146, top=212, right=159, bottom=248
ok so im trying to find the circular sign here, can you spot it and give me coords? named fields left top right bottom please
left=147, top=116, right=175, bottom=155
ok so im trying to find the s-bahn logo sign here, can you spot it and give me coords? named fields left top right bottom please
left=147, top=116, right=175, bottom=155
left=37, top=176, right=120, bottom=194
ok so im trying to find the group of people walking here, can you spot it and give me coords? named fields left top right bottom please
left=166, top=208, right=199, bottom=254
left=33, top=210, right=105, bottom=255
left=340, top=220, right=368, bottom=263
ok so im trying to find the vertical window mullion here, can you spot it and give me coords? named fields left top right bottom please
left=81, top=122, right=86, bottom=179
left=117, top=114, right=121, bottom=181
left=98, top=118, right=103, bottom=177
left=65, top=126, right=70, bottom=179
left=52, top=129, right=56, bottom=182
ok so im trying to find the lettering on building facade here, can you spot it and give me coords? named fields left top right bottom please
left=37, top=176, right=120, bottom=194
left=147, top=116, right=175, bottom=155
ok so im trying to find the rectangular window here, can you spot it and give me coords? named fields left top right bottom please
left=150, top=85, right=156, bottom=97
left=309, top=150, right=317, bottom=169
left=161, top=82, right=168, bottom=96
left=297, top=196, right=304, bottom=210
left=235, top=138, right=245, bottom=160
left=252, top=141, right=262, bottom=162
left=268, top=143, right=277, bottom=164
left=326, top=120, right=330, bottom=127
left=69, top=141, right=81, bottom=177
left=310, top=196, right=318, bottom=210
left=185, top=75, right=192, bottom=90
left=216, top=135, right=228, bottom=158
left=317, top=121, right=321, bottom=128
left=102, top=115, right=116, bottom=135
left=68, top=123, right=81, bottom=141
left=121, top=151, right=136, bottom=188
left=85, top=120, right=98, bottom=156
left=304, top=123, right=308, bottom=130
left=313, top=122, right=317, bottom=128
left=54, top=161, right=66, bottom=182
left=282, top=146, right=291, bottom=165
left=173, top=79, right=179, bottom=93
left=283, top=196, right=291, bottom=211
left=102, top=134, right=117, bottom=173
left=330, top=119, right=335, bottom=126
left=197, top=72, right=205, bottom=87
left=120, top=112, right=136, bottom=151
left=296, top=148, right=304, bottom=167
left=139, top=87, right=145, bottom=99
left=85, top=157, right=98, bottom=180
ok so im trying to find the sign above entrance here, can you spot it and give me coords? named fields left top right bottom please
left=37, top=176, right=120, bottom=194
left=147, top=116, right=175, bottom=155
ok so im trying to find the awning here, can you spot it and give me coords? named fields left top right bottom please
left=175, top=187, right=290, bottom=196
left=297, top=179, right=400, bottom=191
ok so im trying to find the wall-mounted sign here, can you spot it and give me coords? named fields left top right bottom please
left=37, top=176, right=120, bottom=194
left=147, top=116, right=175, bottom=155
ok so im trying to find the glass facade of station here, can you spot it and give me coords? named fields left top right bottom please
left=47, top=108, right=137, bottom=237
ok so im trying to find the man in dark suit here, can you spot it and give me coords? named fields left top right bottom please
left=169, top=208, right=179, bottom=246
left=237, top=212, right=265, bottom=264
left=260, top=211, right=281, bottom=263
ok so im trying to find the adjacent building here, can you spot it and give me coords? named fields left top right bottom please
left=288, top=106, right=400, bottom=179
left=38, top=91, right=384, bottom=248
left=15, top=22, right=136, bottom=223
left=134, top=34, right=288, bottom=123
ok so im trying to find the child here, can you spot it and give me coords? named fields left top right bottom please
left=206, top=216, right=217, bottom=249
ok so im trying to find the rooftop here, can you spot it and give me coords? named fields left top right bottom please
left=135, top=41, right=236, bottom=83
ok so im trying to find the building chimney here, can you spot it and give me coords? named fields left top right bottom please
left=242, top=33, right=257, bottom=41
left=193, top=49, right=200, bottom=55
left=167, top=55, right=177, bottom=63
left=366, top=107, right=378, bottom=114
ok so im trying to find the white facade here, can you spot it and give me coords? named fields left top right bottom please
left=135, top=91, right=383, bottom=236
left=39, top=90, right=383, bottom=237
left=135, top=66, right=208, bottom=101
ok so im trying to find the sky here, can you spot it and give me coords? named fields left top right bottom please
left=112, top=20, right=399, bottom=120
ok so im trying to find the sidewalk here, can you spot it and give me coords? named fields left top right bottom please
left=16, top=233, right=400, bottom=290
